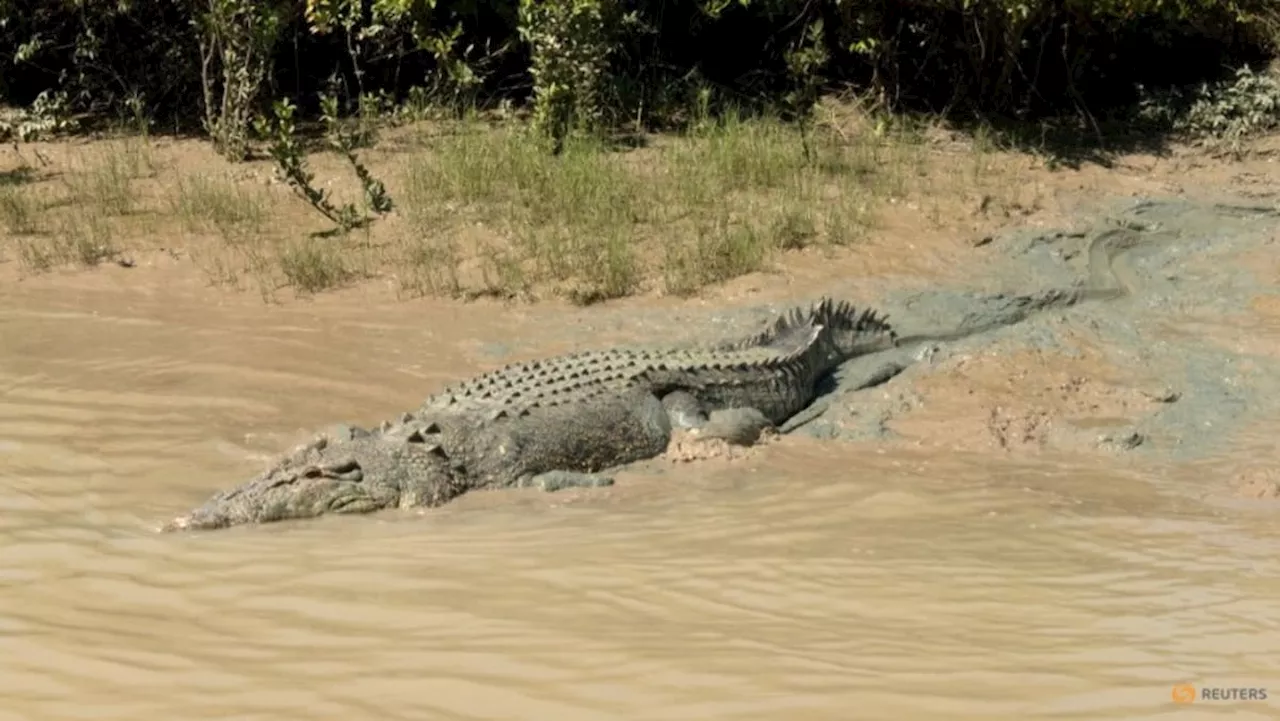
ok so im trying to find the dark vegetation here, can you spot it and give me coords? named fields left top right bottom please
left=2, top=1, right=1278, bottom=145
left=0, top=0, right=1278, bottom=301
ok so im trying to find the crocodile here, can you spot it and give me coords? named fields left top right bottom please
left=160, top=221, right=1161, bottom=533
left=162, top=297, right=900, bottom=531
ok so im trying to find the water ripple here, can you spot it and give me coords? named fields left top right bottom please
left=1, top=285, right=1278, bottom=721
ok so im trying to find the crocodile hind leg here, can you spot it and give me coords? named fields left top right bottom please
left=661, top=390, right=775, bottom=446
left=661, top=390, right=711, bottom=429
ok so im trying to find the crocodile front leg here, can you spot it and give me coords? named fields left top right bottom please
left=516, top=470, right=617, bottom=492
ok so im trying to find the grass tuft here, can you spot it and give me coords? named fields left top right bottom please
left=0, top=185, right=40, bottom=235
left=170, top=174, right=268, bottom=241
left=277, top=237, right=353, bottom=294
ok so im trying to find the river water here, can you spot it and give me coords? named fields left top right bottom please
left=1, top=274, right=1277, bottom=720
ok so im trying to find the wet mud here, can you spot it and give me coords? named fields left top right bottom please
left=789, top=197, right=1280, bottom=461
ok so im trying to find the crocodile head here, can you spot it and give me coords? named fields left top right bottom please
left=161, top=427, right=460, bottom=532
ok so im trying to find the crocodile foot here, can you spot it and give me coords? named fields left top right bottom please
left=695, top=407, right=775, bottom=446
left=664, top=407, right=778, bottom=465
left=661, top=390, right=710, bottom=429
left=518, top=470, right=616, bottom=493
left=660, top=390, right=776, bottom=445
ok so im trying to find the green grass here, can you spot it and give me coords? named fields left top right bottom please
left=169, top=173, right=268, bottom=241
left=62, top=140, right=152, bottom=217
left=6, top=139, right=158, bottom=271
left=276, top=237, right=354, bottom=294
left=396, top=109, right=918, bottom=302
left=14, top=209, right=117, bottom=270
left=0, top=185, right=40, bottom=235
left=1, top=102, right=961, bottom=301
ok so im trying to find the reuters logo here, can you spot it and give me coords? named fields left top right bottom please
left=1172, top=684, right=1196, bottom=704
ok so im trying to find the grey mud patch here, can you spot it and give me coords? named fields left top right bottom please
left=787, top=196, right=1280, bottom=462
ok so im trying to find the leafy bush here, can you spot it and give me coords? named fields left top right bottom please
left=1137, top=64, right=1280, bottom=154
left=1181, top=66, right=1280, bottom=139
left=0, top=0, right=1276, bottom=146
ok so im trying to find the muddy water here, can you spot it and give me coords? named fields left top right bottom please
left=2, top=278, right=1279, bottom=721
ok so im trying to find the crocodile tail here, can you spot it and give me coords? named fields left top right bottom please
left=716, top=297, right=896, bottom=356
left=767, top=321, right=825, bottom=358
left=719, top=301, right=821, bottom=352
left=807, top=297, right=898, bottom=356
left=821, top=298, right=893, bottom=333
left=757, top=305, right=822, bottom=352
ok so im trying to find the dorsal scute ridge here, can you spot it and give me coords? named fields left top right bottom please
left=715, top=299, right=819, bottom=352
left=810, top=298, right=896, bottom=342
left=418, top=296, right=896, bottom=414
left=717, top=295, right=892, bottom=352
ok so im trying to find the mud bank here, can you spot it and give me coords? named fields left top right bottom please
left=786, top=196, right=1280, bottom=463
left=537, top=195, right=1280, bottom=468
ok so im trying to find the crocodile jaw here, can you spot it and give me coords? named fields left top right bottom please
left=160, top=431, right=455, bottom=532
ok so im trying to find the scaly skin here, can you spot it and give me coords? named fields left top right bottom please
left=419, top=298, right=898, bottom=427
left=164, top=387, right=674, bottom=531
left=162, top=297, right=899, bottom=532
